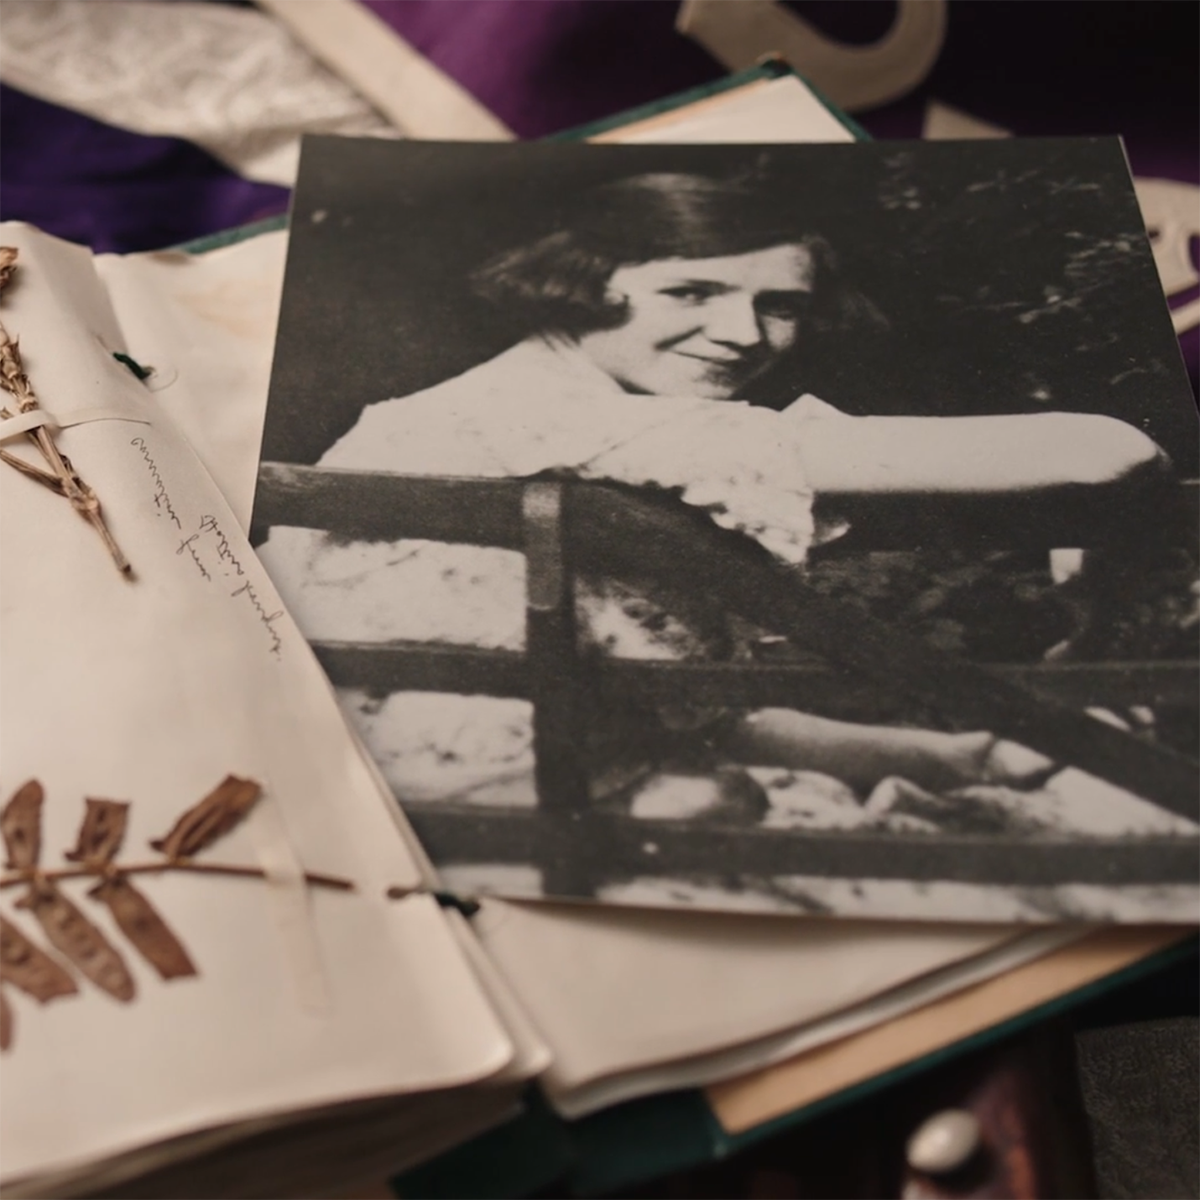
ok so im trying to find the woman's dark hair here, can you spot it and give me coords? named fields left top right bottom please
left=470, top=172, right=883, bottom=343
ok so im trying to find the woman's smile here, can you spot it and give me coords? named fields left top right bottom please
left=668, top=344, right=746, bottom=364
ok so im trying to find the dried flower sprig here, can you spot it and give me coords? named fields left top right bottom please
left=0, top=777, right=354, bottom=1050
left=0, top=246, right=132, bottom=577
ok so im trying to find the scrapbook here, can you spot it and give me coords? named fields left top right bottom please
left=0, top=224, right=529, bottom=1198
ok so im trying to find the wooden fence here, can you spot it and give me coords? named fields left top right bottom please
left=254, top=462, right=1199, bottom=896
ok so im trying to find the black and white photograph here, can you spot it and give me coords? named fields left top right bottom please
left=254, top=136, right=1199, bottom=922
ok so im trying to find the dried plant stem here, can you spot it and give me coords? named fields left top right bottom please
left=0, top=247, right=132, bottom=577
left=0, top=445, right=62, bottom=488
left=0, top=862, right=355, bottom=893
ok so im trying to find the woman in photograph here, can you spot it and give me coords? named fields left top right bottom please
left=259, top=172, right=1170, bottom=829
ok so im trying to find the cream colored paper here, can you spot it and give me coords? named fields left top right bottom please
left=599, top=75, right=854, bottom=145
left=257, top=0, right=514, bottom=142
left=472, top=902, right=1081, bottom=1117
left=0, top=224, right=514, bottom=1188
left=96, top=231, right=288, bottom=529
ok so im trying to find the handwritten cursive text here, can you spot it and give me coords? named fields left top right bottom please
left=131, top=436, right=182, bottom=529
left=176, top=533, right=212, bottom=581
left=196, top=514, right=284, bottom=659
left=199, top=513, right=245, bottom=577
left=230, top=581, right=284, bottom=658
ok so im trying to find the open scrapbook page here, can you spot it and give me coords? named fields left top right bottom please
left=0, top=225, right=525, bottom=1198
left=254, top=134, right=1199, bottom=923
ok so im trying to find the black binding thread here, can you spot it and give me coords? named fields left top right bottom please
left=112, top=351, right=154, bottom=381
left=385, top=884, right=480, bottom=918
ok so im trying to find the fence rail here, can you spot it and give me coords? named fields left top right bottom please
left=312, top=640, right=1199, bottom=714
left=405, top=806, right=1200, bottom=888
left=254, top=462, right=1198, bottom=552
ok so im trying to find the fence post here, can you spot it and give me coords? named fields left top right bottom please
left=523, top=482, right=597, bottom=897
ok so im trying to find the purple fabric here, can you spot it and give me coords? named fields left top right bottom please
left=0, top=83, right=289, bottom=254
left=361, top=0, right=721, bottom=140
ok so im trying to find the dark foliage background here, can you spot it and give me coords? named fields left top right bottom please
left=264, top=137, right=1195, bottom=471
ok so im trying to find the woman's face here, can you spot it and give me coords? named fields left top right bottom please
left=576, top=243, right=816, bottom=399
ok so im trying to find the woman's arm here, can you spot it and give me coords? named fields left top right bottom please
left=723, top=709, right=1054, bottom=794
left=793, top=411, right=1169, bottom=494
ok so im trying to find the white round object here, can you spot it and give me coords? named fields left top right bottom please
left=905, top=1109, right=982, bottom=1175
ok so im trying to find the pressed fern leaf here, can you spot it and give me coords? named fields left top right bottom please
left=65, top=799, right=129, bottom=865
left=65, top=799, right=196, bottom=980
left=0, top=775, right=348, bottom=1051
left=2, top=780, right=43, bottom=870
left=89, top=877, right=196, bottom=980
left=16, top=882, right=135, bottom=1002
left=0, top=914, right=77, bottom=1002
left=150, top=776, right=262, bottom=860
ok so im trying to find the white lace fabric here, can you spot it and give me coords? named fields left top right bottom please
left=0, top=0, right=398, bottom=184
